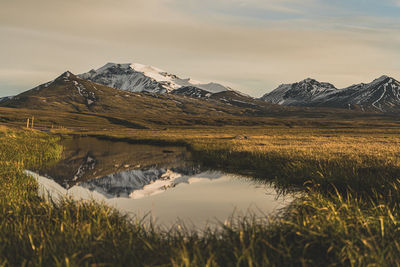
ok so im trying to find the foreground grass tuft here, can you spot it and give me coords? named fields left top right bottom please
left=1, top=128, right=400, bottom=266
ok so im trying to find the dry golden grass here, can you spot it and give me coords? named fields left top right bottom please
left=79, top=126, right=400, bottom=162
left=68, top=126, right=400, bottom=191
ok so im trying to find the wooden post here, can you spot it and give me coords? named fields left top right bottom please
left=26, top=118, right=30, bottom=129
left=31, top=116, right=34, bottom=129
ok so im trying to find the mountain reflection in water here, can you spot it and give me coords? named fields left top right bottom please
left=37, top=137, right=199, bottom=195
left=79, top=167, right=214, bottom=199
left=30, top=137, right=292, bottom=229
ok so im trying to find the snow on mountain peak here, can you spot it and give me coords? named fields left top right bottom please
left=79, top=62, right=231, bottom=94
left=130, top=63, right=165, bottom=76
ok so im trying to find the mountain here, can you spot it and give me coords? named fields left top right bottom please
left=3, top=71, right=97, bottom=111
left=316, top=76, right=400, bottom=112
left=261, top=78, right=338, bottom=106
left=2, top=71, right=119, bottom=113
left=3, top=68, right=391, bottom=131
left=210, top=90, right=261, bottom=108
left=0, top=70, right=290, bottom=129
left=171, top=86, right=212, bottom=98
left=261, top=76, right=400, bottom=112
left=79, top=62, right=231, bottom=94
left=79, top=168, right=208, bottom=199
left=0, top=96, right=13, bottom=103
left=77, top=62, right=272, bottom=110
left=170, top=86, right=260, bottom=107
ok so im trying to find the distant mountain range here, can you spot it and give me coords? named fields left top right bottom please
left=261, top=76, right=400, bottom=112
left=1, top=63, right=274, bottom=115
left=1, top=61, right=399, bottom=114
left=76, top=62, right=400, bottom=113
left=1, top=69, right=292, bottom=129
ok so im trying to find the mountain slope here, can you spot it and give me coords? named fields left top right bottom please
left=316, top=76, right=400, bottom=112
left=261, top=78, right=338, bottom=106
left=2, top=71, right=101, bottom=112
left=261, top=76, right=400, bottom=112
left=3, top=70, right=393, bottom=131
left=0, top=96, right=13, bottom=103
left=79, top=63, right=231, bottom=94
left=171, top=86, right=212, bottom=98
left=0, top=71, right=290, bottom=128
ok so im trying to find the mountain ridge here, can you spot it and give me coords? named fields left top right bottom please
left=1, top=70, right=298, bottom=129
left=261, top=75, right=400, bottom=112
left=78, top=62, right=232, bottom=95
left=2, top=61, right=400, bottom=114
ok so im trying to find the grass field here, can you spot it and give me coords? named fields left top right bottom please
left=66, top=126, right=400, bottom=193
left=1, top=124, right=400, bottom=266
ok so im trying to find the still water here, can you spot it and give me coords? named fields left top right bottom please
left=27, top=137, right=292, bottom=229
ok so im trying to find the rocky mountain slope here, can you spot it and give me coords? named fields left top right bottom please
left=261, top=76, right=400, bottom=112
left=317, top=76, right=400, bottom=112
left=79, top=63, right=231, bottom=95
left=261, top=78, right=337, bottom=106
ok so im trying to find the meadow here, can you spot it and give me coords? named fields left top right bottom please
left=1, top=125, right=400, bottom=266
left=73, top=126, right=400, bottom=193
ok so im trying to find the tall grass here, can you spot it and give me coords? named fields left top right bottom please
left=2, top=127, right=400, bottom=266
left=87, top=126, right=400, bottom=192
left=191, top=143, right=400, bottom=193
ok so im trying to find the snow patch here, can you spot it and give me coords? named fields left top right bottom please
left=79, top=62, right=231, bottom=94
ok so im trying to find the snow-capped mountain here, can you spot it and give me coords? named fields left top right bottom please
left=79, top=168, right=171, bottom=198
left=79, top=167, right=210, bottom=199
left=261, top=78, right=338, bottom=106
left=79, top=63, right=231, bottom=94
left=261, top=76, right=400, bottom=112
left=317, top=76, right=400, bottom=112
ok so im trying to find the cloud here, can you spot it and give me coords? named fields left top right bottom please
left=0, top=0, right=399, bottom=97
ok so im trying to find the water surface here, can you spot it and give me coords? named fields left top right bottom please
left=28, top=137, right=292, bottom=229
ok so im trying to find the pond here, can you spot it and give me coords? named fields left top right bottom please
left=26, top=137, right=292, bottom=229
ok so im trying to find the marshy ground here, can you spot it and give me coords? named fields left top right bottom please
left=1, top=124, right=400, bottom=266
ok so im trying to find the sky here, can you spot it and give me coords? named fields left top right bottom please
left=1, top=0, right=400, bottom=97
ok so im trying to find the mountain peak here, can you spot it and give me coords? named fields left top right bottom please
left=130, top=63, right=165, bottom=74
left=78, top=63, right=231, bottom=94
left=55, top=71, right=76, bottom=81
left=373, top=75, right=390, bottom=83
left=95, top=63, right=132, bottom=73
left=379, top=75, right=389, bottom=79
left=262, top=75, right=400, bottom=112
left=368, top=75, right=400, bottom=89
left=61, top=71, right=73, bottom=78
left=301, top=78, right=316, bottom=83
left=261, top=78, right=337, bottom=105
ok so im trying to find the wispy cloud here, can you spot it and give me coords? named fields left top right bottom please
left=0, top=0, right=399, bottom=97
